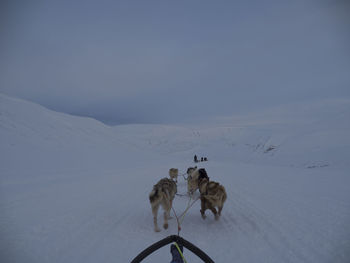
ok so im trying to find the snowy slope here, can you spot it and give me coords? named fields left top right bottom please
left=113, top=99, right=350, bottom=169
left=1, top=94, right=350, bottom=263
left=0, top=94, right=167, bottom=174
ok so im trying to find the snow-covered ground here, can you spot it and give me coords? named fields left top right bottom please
left=1, top=93, right=350, bottom=262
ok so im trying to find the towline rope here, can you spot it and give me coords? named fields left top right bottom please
left=171, top=193, right=200, bottom=236
left=170, top=193, right=199, bottom=263
left=179, top=172, right=188, bottom=181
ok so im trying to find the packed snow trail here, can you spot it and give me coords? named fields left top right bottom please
left=2, top=160, right=350, bottom=263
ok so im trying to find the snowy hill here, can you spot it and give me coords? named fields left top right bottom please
left=0, top=94, right=167, bottom=174
left=113, top=99, right=350, bottom=169
left=1, top=94, right=350, bottom=263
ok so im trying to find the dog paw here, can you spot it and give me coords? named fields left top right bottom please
left=201, top=214, right=206, bottom=220
left=163, top=223, right=168, bottom=229
left=154, top=227, right=161, bottom=232
left=215, top=214, right=220, bottom=220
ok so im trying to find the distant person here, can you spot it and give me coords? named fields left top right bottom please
left=201, top=157, right=204, bottom=162
left=204, top=157, right=207, bottom=161
left=194, top=155, right=198, bottom=163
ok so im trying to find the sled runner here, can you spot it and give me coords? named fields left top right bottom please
left=130, top=235, right=215, bottom=263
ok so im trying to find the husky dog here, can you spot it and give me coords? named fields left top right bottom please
left=186, top=166, right=197, bottom=177
left=186, top=166, right=197, bottom=194
left=186, top=167, right=208, bottom=195
left=169, top=168, right=179, bottom=183
left=149, top=178, right=177, bottom=232
left=198, top=177, right=227, bottom=220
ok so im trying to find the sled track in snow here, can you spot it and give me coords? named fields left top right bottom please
left=222, top=188, right=312, bottom=263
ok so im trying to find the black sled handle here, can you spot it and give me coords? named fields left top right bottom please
left=130, top=235, right=215, bottom=263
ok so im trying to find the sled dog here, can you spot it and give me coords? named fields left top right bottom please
left=169, top=168, right=179, bottom=183
left=186, top=167, right=208, bottom=195
left=198, top=177, right=227, bottom=220
left=149, top=178, right=177, bottom=232
left=186, top=166, right=197, bottom=177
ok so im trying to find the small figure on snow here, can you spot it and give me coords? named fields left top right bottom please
left=194, top=155, right=198, bottom=163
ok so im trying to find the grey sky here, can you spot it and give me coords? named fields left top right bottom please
left=1, top=0, right=349, bottom=124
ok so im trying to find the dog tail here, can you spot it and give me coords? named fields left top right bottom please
left=221, top=186, right=227, bottom=204
left=149, top=187, right=169, bottom=205
left=204, top=186, right=227, bottom=203
left=149, top=188, right=159, bottom=203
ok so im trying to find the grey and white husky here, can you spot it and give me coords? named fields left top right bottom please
left=149, top=178, right=177, bottom=232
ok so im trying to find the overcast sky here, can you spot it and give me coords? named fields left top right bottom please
left=1, top=0, right=349, bottom=124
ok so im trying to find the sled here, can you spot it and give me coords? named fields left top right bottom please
left=130, top=235, right=215, bottom=263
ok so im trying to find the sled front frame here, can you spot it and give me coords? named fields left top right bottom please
left=130, top=235, right=215, bottom=263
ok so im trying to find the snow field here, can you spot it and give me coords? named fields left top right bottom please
left=1, top=93, right=350, bottom=262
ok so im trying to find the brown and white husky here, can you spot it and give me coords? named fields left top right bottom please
left=198, top=177, right=227, bottom=220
